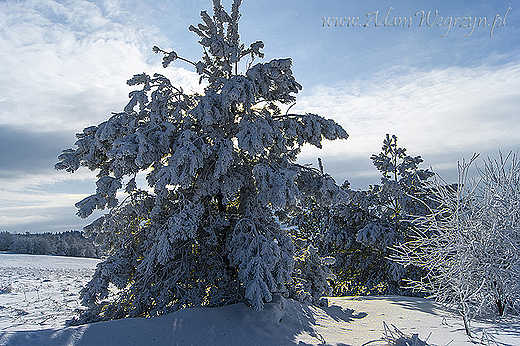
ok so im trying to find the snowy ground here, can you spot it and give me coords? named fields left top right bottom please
left=1, top=253, right=519, bottom=346
left=0, top=252, right=100, bottom=332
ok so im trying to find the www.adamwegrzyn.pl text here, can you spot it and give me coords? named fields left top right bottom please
left=322, top=7, right=511, bottom=37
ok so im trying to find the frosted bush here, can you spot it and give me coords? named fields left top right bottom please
left=392, top=152, right=520, bottom=336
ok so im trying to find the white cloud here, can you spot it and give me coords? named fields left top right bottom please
left=2, top=0, right=519, bottom=230
left=292, top=62, right=520, bottom=187
left=0, top=169, right=107, bottom=232
left=0, top=214, right=55, bottom=227
left=0, top=0, right=203, bottom=133
left=0, top=0, right=206, bottom=231
left=296, top=63, right=520, bottom=159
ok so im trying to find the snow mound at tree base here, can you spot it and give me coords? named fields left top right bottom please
left=1, top=296, right=338, bottom=346
left=1, top=296, right=519, bottom=346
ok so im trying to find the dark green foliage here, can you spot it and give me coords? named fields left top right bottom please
left=292, top=134, right=434, bottom=296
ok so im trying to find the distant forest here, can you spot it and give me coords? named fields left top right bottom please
left=0, top=231, right=103, bottom=259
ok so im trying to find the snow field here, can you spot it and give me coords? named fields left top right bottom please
left=1, top=253, right=520, bottom=346
left=0, top=253, right=100, bottom=331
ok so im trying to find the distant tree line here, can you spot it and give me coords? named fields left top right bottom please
left=0, top=230, right=104, bottom=258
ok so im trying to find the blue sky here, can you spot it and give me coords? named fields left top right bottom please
left=1, top=0, right=519, bottom=233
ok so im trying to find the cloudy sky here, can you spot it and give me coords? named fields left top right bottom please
left=1, top=0, right=519, bottom=233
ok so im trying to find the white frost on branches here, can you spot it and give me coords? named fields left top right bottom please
left=56, top=0, right=348, bottom=322
left=392, top=152, right=520, bottom=337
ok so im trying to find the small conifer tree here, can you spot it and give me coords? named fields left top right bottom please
left=56, top=0, right=347, bottom=322
left=292, top=135, right=434, bottom=296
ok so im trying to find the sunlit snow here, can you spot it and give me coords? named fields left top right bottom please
left=1, top=253, right=519, bottom=345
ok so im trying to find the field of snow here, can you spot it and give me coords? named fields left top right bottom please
left=0, top=252, right=100, bottom=332
left=1, top=253, right=519, bottom=346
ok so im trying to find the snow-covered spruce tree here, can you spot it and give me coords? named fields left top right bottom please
left=392, top=152, right=520, bottom=336
left=55, top=0, right=347, bottom=323
left=292, top=135, right=434, bottom=296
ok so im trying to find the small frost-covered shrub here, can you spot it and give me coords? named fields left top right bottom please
left=289, top=239, right=337, bottom=303
left=392, top=152, right=520, bottom=337
left=56, top=0, right=347, bottom=323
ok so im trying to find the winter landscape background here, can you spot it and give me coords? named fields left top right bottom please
left=1, top=0, right=520, bottom=345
